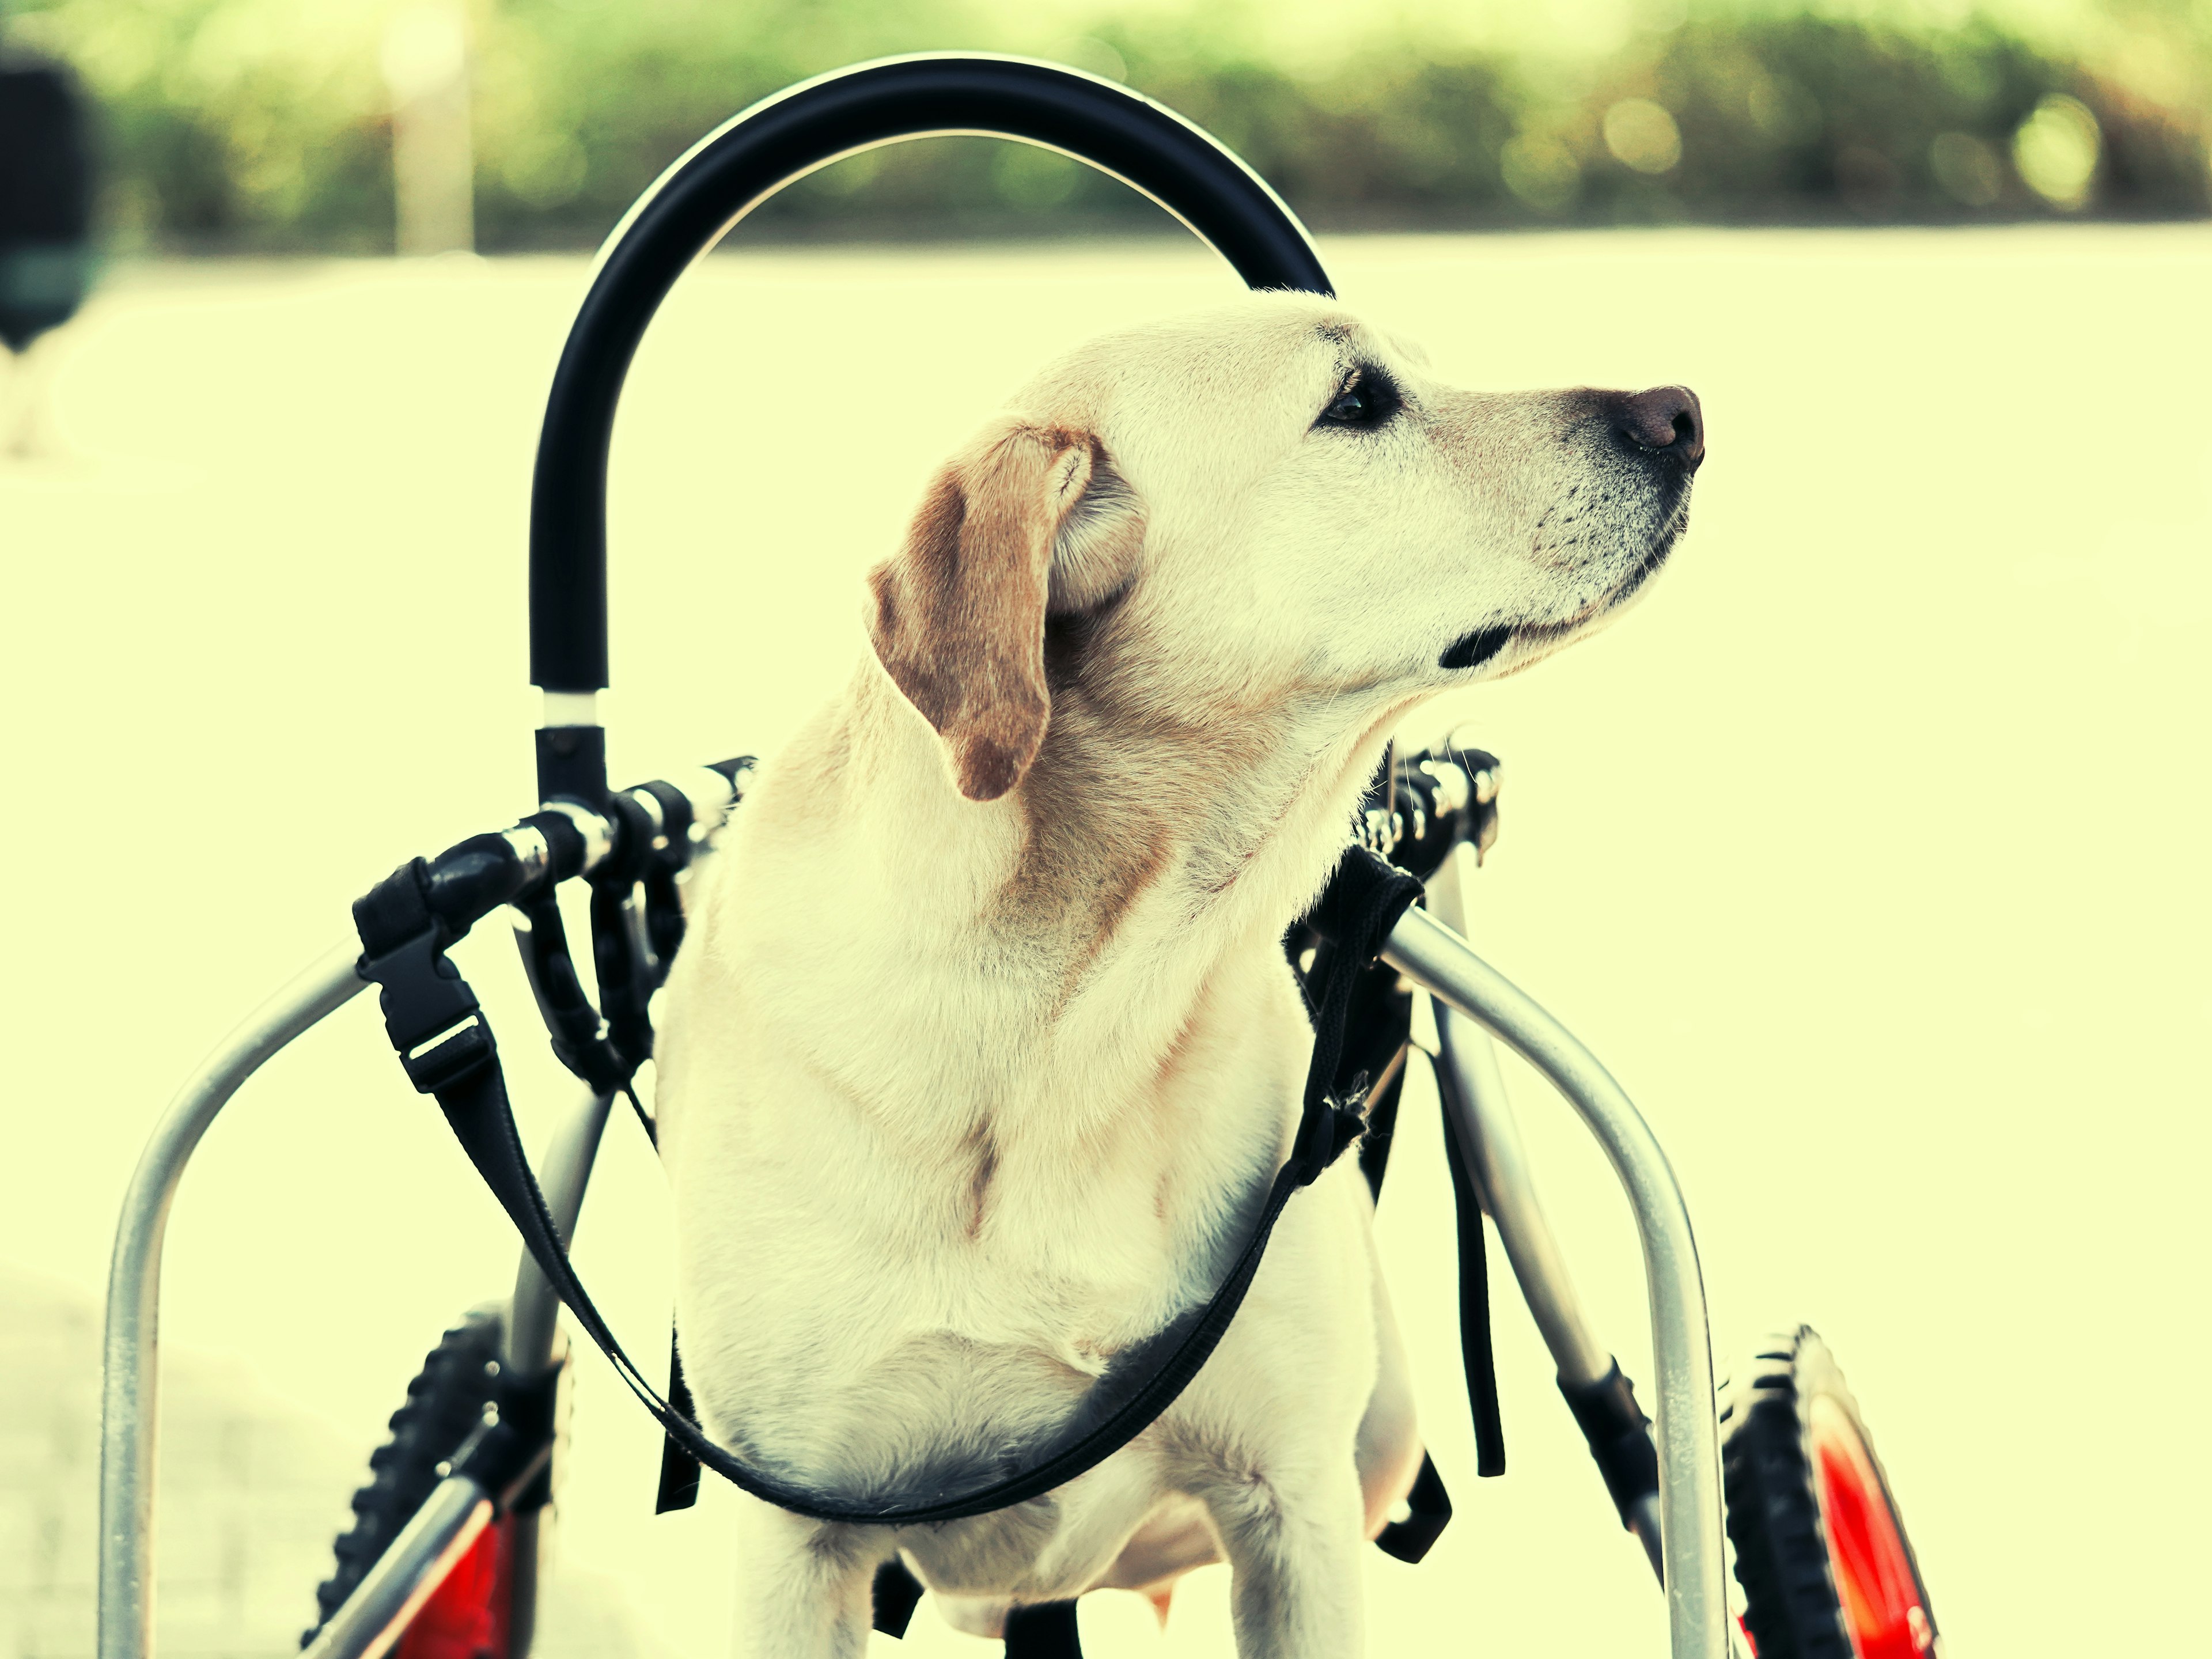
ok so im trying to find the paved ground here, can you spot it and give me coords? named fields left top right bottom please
left=3, top=229, right=2207, bottom=1657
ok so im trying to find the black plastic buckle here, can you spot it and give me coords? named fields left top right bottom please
left=361, top=930, right=497, bottom=1093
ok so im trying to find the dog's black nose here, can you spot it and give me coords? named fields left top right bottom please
left=1608, top=386, right=1704, bottom=471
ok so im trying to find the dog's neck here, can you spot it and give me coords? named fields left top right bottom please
left=726, top=649, right=1408, bottom=1145
left=1012, top=662, right=1378, bottom=979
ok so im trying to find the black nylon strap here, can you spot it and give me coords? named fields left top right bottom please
left=1003, top=1599, right=1084, bottom=1658
left=1438, top=1091, right=1507, bottom=1478
left=426, top=1055, right=1322, bottom=1521
left=1559, top=1361, right=1660, bottom=1527
left=357, top=842, right=1423, bottom=1527
left=1372, top=1451, right=1454, bottom=1565
left=870, top=1561, right=926, bottom=1639
left=1305, top=850, right=1503, bottom=1479
left=1298, top=852, right=1423, bottom=1120
left=654, top=1332, right=702, bottom=1514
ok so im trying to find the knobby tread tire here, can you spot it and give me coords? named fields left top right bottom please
left=1719, top=1325, right=1935, bottom=1659
left=302, top=1308, right=507, bottom=1647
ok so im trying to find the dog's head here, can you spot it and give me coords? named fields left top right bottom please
left=867, top=291, right=1701, bottom=803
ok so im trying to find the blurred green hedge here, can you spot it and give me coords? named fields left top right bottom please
left=9, top=0, right=2210, bottom=251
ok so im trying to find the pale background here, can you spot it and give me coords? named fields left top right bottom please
left=5, top=224, right=2209, bottom=1654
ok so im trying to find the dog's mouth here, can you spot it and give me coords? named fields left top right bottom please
left=1438, top=623, right=1517, bottom=671
left=1439, top=493, right=1691, bottom=675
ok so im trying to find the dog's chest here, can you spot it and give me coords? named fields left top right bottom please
left=658, top=817, right=1311, bottom=1503
left=672, top=1116, right=1233, bottom=1497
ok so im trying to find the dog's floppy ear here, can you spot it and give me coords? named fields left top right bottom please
left=868, top=418, right=1144, bottom=802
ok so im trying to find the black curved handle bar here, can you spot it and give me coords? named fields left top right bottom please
left=527, top=53, right=1335, bottom=748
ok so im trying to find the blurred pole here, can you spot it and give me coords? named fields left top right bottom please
left=381, top=2, right=475, bottom=255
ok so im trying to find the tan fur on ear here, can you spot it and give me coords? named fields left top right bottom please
left=869, top=420, right=1137, bottom=802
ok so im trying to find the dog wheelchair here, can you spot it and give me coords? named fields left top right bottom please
left=94, top=56, right=1939, bottom=1659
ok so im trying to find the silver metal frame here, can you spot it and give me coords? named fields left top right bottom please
left=1384, top=899, right=1728, bottom=1659
left=507, top=1089, right=615, bottom=1374
left=502, top=1088, right=616, bottom=1659
left=1423, top=849, right=1614, bottom=1393
left=99, top=945, right=369, bottom=1659
left=290, top=1086, right=616, bottom=1659
left=99, top=892, right=1728, bottom=1659
left=1423, top=847, right=1667, bottom=1578
left=296, top=1478, right=494, bottom=1659
left=96, top=936, right=618, bottom=1659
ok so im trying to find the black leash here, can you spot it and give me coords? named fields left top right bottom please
left=357, top=843, right=1423, bottom=1528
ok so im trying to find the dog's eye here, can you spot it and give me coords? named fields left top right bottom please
left=1316, top=369, right=1400, bottom=431
left=1324, top=385, right=1370, bottom=422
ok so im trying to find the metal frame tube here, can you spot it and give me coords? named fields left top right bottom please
left=502, top=1086, right=614, bottom=1659
left=99, top=943, right=369, bottom=1659
left=1430, top=1020, right=1669, bottom=1578
left=296, top=1477, right=493, bottom=1659
left=101, top=893, right=1725, bottom=1656
left=1423, top=849, right=1613, bottom=1391
left=498, top=1092, right=610, bottom=1659
left=1432, top=1018, right=1613, bottom=1387
left=506, top=1088, right=613, bottom=1374
left=1425, top=847, right=1664, bottom=1578
left=1382, top=906, right=1728, bottom=1659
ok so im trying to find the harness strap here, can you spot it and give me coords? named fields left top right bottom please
left=654, top=1330, right=701, bottom=1513
left=357, top=845, right=1422, bottom=1528
left=1292, top=932, right=1495, bottom=1565
left=1439, top=1093, right=1508, bottom=1478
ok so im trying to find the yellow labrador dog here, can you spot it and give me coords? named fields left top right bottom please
left=655, top=291, right=1701, bottom=1657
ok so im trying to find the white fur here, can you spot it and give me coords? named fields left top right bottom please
left=654, top=293, right=1695, bottom=1657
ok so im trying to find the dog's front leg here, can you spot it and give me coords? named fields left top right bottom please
left=727, top=1500, right=884, bottom=1659
left=1200, top=1457, right=1368, bottom=1658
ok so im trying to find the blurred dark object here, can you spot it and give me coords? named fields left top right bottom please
left=0, top=53, right=94, bottom=353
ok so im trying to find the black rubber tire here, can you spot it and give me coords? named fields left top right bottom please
left=1720, top=1326, right=1940, bottom=1659
left=301, top=1308, right=508, bottom=1647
